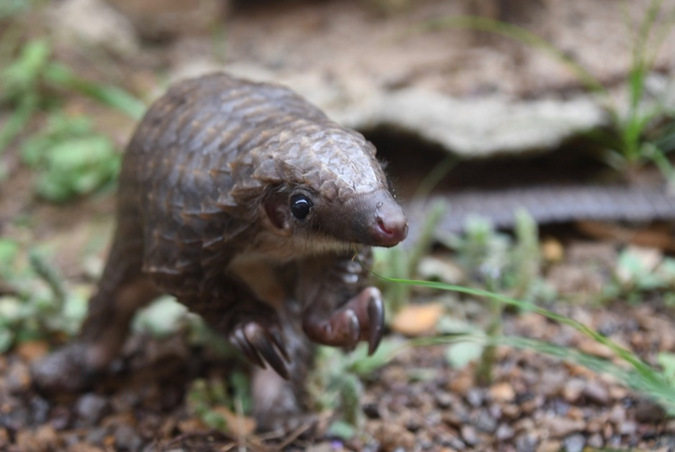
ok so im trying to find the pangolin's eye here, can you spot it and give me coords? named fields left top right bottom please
left=290, top=194, right=312, bottom=220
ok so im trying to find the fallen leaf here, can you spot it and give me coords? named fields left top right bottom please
left=391, top=303, right=444, bottom=336
left=541, top=238, right=564, bottom=262
left=16, top=340, right=49, bottom=362
left=212, top=406, right=256, bottom=436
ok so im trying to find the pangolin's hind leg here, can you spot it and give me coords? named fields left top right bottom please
left=32, top=220, right=160, bottom=393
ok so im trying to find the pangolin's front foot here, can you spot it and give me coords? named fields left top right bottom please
left=302, top=287, right=384, bottom=354
left=31, top=342, right=100, bottom=393
left=229, top=318, right=291, bottom=379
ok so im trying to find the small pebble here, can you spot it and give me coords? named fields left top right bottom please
left=495, top=424, right=515, bottom=441
left=634, top=399, right=667, bottom=424
left=363, top=402, right=381, bottom=419
left=460, top=424, right=478, bottom=447
left=617, top=420, right=637, bottom=436
left=563, top=433, right=586, bottom=452
left=587, top=433, right=604, bottom=448
left=465, top=388, right=484, bottom=407
left=6, top=361, right=31, bottom=393
left=489, top=382, right=515, bottom=402
left=30, top=396, right=51, bottom=425
left=583, top=381, right=610, bottom=405
left=35, top=425, right=62, bottom=448
left=50, top=405, right=73, bottom=431
left=473, top=409, right=497, bottom=433
left=76, top=393, right=110, bottom=427
left=114, top=424, right=143, bottom=451
left=435, top=391, right=454, bottom=409
left=4, top=406, right=29, bottom=430
left=577, top=339, right=613, bottom=359
left=440, top=436, right=466, bottom=450
left=514, top=433, right=538, bottom=452
left=608, top=404, right=626, bottom=424
left=538, top=439, right=562, bottom=452
left=448, top=372, right=474, bottom=395
left=86, top=426, right=109, bottom=445
left=562, top=378, right=585, bottom=403
left=548, top=417, right=585, bottom=437
left=111, top=389, right=140, bottom=413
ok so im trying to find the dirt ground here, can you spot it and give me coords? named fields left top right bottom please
left=2, top=0, right=675, bottom=450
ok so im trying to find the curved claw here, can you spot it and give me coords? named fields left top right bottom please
left=366, top=294, right=384, bottom=355
left=245, top=323, right=290, bottom=380
left=230, top=328, right=266, bottom=369
left=268, top=328, right=290, bottom=362
left=229, top=322, right=290, bottom=380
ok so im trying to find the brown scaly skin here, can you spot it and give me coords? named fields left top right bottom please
left=31, top=73, right=407, bottom=432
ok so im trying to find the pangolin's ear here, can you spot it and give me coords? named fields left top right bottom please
left=263, top=191, right=290, bottom=232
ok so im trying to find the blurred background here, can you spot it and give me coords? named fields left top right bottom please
left=2, top=1, right=675, bottom=450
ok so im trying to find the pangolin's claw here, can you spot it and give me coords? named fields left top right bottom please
left=303, top=309, right=359, bottom=347
left=246, top=323, right=290, bottom=380
left=230, top=321, right=290, bottom=380
left=269, top=328, right=290, bottom=362
left=367, top=294, right=385, bottom=355
left=303, top=286, right=385, bottom=354
left=230, top=328, right=266, bottom=369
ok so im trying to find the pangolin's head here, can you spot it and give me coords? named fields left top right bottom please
left=241, top=120, right=408, bottom=255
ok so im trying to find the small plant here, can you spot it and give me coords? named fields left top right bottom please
left=0, top=37, right=144, bottom=155
left=0, top=239, right=89, bottom=352
left=20, top=114, right=121, bottom=201
left=310, top=339, right=401, bottom=439
left=377, top=275, right=675, bottom=415
left=438, top=210, right=550, bottom=383
left=418, top=0, right=675, bottom=185
left=612, top=246, right=675, bottom=304
left=186, top=373, right=253, bottom=432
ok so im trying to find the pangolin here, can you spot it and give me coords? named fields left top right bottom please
left=31, top=73, right=408, bottom=430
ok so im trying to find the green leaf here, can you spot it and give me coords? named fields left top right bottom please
left=230, top=371, right=252, bottom=414
left=132, top=296, right=187, bottom=338
left=0, top=239, right=19, bottom=271
left=445, top=341, right=484, bottom=369
left=201, top=411, right=227, bottom=430
left=327, top=420, right=357, bottom=441
left=347, top=339, right=400, bottom=376
left=35, top=134, right=120, bottom=201
left=1, top=39, right=50, bottom=96
left=0, top=297, right=23, bottom=324
left=657, top=352, right=675, bottom=385
left=0, top=327, right=14, bottom=354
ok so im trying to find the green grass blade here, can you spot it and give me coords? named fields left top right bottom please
left=43, top=63, right=145, bottom=119
left=0, top=93, right=37, bottom=153
left=409, top=332, right=675, bottom=412
left=374, top=274, right=662, bottom=385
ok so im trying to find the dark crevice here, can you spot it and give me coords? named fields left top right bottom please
left=361, top=125, right=675, bottom=234
left=362, top=125, right=615, bottom=201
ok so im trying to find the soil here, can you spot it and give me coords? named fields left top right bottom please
left=1, top=0, right=675, bottom=451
